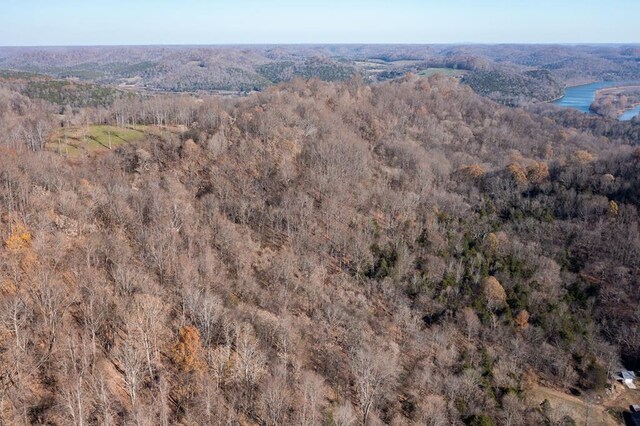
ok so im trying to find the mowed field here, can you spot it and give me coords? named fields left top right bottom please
left=49, top=125, right=146, bottom=156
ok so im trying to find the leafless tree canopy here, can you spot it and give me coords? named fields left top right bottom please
left=0, top=72, right=638, bottom=425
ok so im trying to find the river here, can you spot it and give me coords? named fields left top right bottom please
left=619, top=104, right=640, bottom=121
left=553, top=82, right=640, bottom=121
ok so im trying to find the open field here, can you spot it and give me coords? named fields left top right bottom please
left=49, top=125, right=146, bottom=156
left=418, top=67, right=466, bottom=77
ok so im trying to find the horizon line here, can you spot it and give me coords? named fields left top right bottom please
left=1, top=42, right=639, bottom=49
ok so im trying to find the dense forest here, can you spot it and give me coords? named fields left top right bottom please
left=1, top=71, right=640, bottom=425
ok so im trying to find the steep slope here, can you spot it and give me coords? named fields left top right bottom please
left=0, top=76, right=638, bottom=424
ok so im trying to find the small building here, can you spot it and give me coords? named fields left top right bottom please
left=619, top=370, right=638, bottom=389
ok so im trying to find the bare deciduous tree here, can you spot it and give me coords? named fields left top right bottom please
left=350, top=345, right=398, bottom=425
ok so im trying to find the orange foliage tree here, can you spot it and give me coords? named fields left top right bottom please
left=527, top=162, right=549, bottom=185
left=481, top=276, right=507, bottom=311
left=4, top=224, right=31, bottom=251
left=172, top=325, right=205, bottom=372
left=507, top=163, right=528, bottom=186
left=514, top=310, right=530, bottom=329
left=4, top=223, right=37, bottom=276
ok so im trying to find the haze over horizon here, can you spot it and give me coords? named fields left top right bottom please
left=2, top=0, right=639, bottom=46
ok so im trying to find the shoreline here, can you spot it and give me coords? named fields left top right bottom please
left=551, top=81, right=640, bottom=121
left=589, top=102, right=640, bottom=120
left=547, top=93, right=565, bottom=103
left=593, top=84, right=640, bottom=97
left=546, top=81, right=606, bottom=105
left=617, top=103, right=640, bottom=121
left=590, top=85, right=640, bottom=119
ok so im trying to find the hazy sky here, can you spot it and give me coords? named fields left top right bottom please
left=1, top=0, right=638, bottom=46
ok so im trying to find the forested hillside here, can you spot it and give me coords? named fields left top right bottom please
left=0, top=70, right=123, bottom=109
left=0, top=75, right=639, bottom=425
left=462, top=69, right=563, bottom=106
left=1, top=44, right=638, bottom=103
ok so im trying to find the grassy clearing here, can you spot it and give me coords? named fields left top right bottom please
left=87, top=125, right=145, bottom=149
left=50, top=125, right=146, bottom=156
left=418, top=68, right=466, bottom=77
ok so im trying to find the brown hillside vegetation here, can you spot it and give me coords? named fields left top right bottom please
left=0, top=75, right=640, bottom=424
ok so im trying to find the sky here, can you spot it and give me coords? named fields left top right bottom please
left=0, top=0, right=638, bottom=46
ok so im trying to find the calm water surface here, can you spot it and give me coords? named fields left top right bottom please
left=619, top=104, right=640, bottom=121
left=554, top=82, right=639, bottom=121
left=553, top=82, right=618, bottom=113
